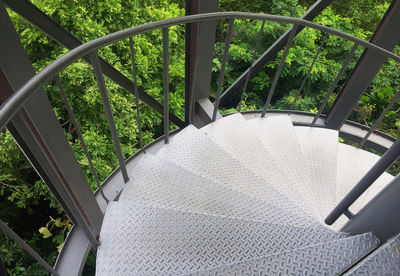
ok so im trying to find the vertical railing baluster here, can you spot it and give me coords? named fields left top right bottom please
left=359, top=88, right=400, bottom=148
left=89, top=52, right=129, bottom=183
left=162, top=27, right=170, bottom=144
left=129, top=37, right=145, bottom=153
left=213, top=18, right=235, bottom=121
left=55, top=75, right=109, bottom=203
left=0, top=220, right=60, bottom=276
left=188, top=21, right=201, bottom=125
left=238, top=20, right=265, bottom=112
left=261, top=24, right=299, bottom=118
left=312, top=43, right=358, bottom=126
left=289, top=34, right=328, bottom=114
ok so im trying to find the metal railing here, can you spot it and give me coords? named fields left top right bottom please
left=0, top=11, right=399, bottom=274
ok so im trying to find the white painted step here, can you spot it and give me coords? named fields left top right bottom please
left=96, top=202, right=348, bottom=275
left=248, top=115, right=316, bottom=216
left=119, top=153, right=320, bottom=228
left=336, top=143, right=394, bottom=213
left=156, top=124, right=313, bottom=216
left=294, top=126, right=338, bottom=222
left=199, top=113, right=310, bottom=212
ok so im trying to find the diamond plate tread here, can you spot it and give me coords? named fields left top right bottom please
left=192, top=232, right=379, bottom=276
left=248, top=115, right=317, bottom=217
left=346, top=234, right=400, bottom=276
left=337, top=143, right=394, bottom=214
left=156, top=124, right=314, bottom=216
left=294, top=126, right=338, bottom=222
left=198, top=114, right=304, bottom=208
left=119, top=153, right=324, bottom=228
left=97, top=202, right=349, bottom=275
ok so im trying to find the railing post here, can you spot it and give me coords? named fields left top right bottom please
left=219, top=0, right=334, bottom=104
left=162, top=27, right=170, bottom=143
left=90, top=52, right=129, bottom=183
left=312, top=43, right=358, bottom=126
left=289, top=34, right=328, bottom=114
left=238, top=20, right=265, bottom=112
left=213, top=18, right=235, bottom=121
left=55, top=75, right=109, bottom=203
left=3, top=0, right=185, bottom=129
left=358, top=89, right=400, bottom=148
left=261, top=24, right=298, bottom=117
left=325, top=137, right=400, bottom=225
left=129, top=37, right=145, bottom=152
left=0, top=3, right=102, bottom=249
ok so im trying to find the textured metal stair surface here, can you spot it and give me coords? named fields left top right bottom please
left=337, top=143, right=394, bottom=213
left=192, top=233, right=379, bottom=276
left=118, top=153, right=319, bottom=228
left=198, top=114, right=307, bottom=210
left=346, top=234, right=400, bottom=275
left=294, top=126, right=338, bottom=221
left=248, top=115, right=317, bottom=216
left=156, top=123, right=313, bottom=214
left=96, top=203, right=348, bottom=275
left=95, top=113, right=388, bottom=275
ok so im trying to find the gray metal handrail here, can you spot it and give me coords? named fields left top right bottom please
left=1, top=11, right=400, bottom=274
left=1, top=12, right=400, bottom=133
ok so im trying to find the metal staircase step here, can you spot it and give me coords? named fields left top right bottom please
left=96, top=202, right=349, bottom=275
left=337, top=143, right=394, bottom=214
left=156, top=124, right=313, bottom=215
left=119, top=153, right=321, bottom=228
left=192, top=232, right=379, bottom=276
left=294, top=126, right=338, bottom=222
left=248, top=115, right=316, bottom=217
left=345, top=234, right=400, bottom=275
left=199, top=113, right=310, bottom=212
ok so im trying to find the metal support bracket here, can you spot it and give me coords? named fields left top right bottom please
left=326, top=0, right=400, bottom=130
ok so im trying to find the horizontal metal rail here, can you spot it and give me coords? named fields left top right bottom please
left=0, top=11, right=399, bottom=273
left=1, top=12, right=400, bottom=133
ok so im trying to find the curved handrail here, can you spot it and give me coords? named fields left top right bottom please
left=1, top=11, right=400, bottom=132
left=1, top=12, right=400, bottom=274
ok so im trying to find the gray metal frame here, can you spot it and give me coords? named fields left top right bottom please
left=1, top=12, right=399, bottom=132
left=342, top=175, right=400, bottom=242
left=2, top=0, right=185, bottom=129
left=0, top=1, right=102, bottom=251
left=1, top=9, right=400, bottom=274
left=326, top=0, right=400, bottom=130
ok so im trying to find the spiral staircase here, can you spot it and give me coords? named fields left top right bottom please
left=1, top=0, right=400, bottom=275
left=95, top=113, right=397, bottom=275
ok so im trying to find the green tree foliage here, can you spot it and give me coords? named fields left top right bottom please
left=0, top=0, right=398, bottom=275
left=1, top=0, right=185, bottom=274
